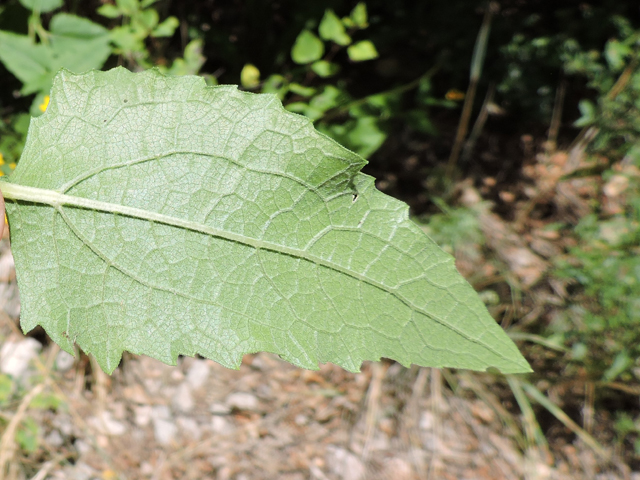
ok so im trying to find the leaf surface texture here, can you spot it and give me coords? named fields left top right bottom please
left=6, top=68, right=531, bottom=374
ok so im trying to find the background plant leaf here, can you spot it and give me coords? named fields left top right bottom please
left=4, top=67, right=531, bottom=375
left=18, top=0, right=62, bottom=13
left=0, top=14, right=110, bottom=96
left=291, top=30, right=324, bottom=65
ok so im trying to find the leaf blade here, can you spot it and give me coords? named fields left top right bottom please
left=5, top=68, right=531, bottom=375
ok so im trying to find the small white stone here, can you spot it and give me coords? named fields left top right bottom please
left=211, top=416, right=234, bottom=435
left=177, top=416, right=201, bottom=440
left=225, top=392, right=259, bottom=411
left=65, top=462, right=97, bottom=480
left=152, top=405, right=171, bottom=419
left=153, top=418, right=177, bottom=446
left=45, top=430, right=64, bottom=447
left=172, top=382, right=194, bottom=413
left=55, top=350, right=76, bottom=372
left=210, top=402, right=231, bottom=415
left=0, top=338, right=41, bottom=378
left=74, top=439, right=92, bottom=455
left=326, top=446, right=366, bottom=480
left=52, top=414, right=74, bottom=436
left=89, top=411, right=127, bottom=436
left=186, top=360, right=210, bottom=389
left=134, top=405, right=153, bottom=427
left=419, top=411, right=434, bottom=430
left=140, top=462, right=154, bottom=476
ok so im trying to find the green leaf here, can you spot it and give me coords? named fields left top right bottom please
left=350, top=2, right=368, bottom=28
left=344, top=116, right=387, bottom=158
left=261, top=74, right=287, bottom=99
left=18, top=0, right=62, bottom=13
left=347, top=40, right=378, bottom=62
left=97, top=4, right=122, bottom=18
left=161, top=39, right=206, bottom=77
left=604, top=39, right=632, bottom=71
left=152, top=16, right=179, bottom=37
left=137, top=8, right=159, bottom=31
left=3, top=68, right=531, bottom=375
left=16, top=418, right=40, bottom=453
left=311, top=60, right=340, bottom=77
left=291, top=30, right=324, bottom=64
left=0, top=375, right=13, bottom=406
left=575, top=99, right=596, bottom=127
left=309, top=85, right=345, bottom=112
left=109, top=25, right=145, bottom=54
left=319, top=9, right=351, bottom=46
left=116, top=0, right=139, bottom=15
left=47, top=14, right=111, bottom=82
left=288, top=82, right=316, bottom=97
left=0, top=14, right=110, bottom=96
left=0, top=31, right=51, bottom=94
left=240, top=63, right=261, bottom=88
left=50, top=13, right=110, bottom=38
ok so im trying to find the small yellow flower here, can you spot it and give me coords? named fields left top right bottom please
left=39, top=95, right=50, bottom=112
left=9, top=163, right=16, bottom=170
left=445, top=89, right=465, bottom=101
left=0, top=153, right=4, bottom=165
left=101, top=469, right=118, bottom=480
left=0, top=171, right=4, bottom=177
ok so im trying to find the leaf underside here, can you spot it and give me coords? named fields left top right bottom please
left=6, top=67, right=531, bottom=374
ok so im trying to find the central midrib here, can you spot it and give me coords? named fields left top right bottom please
left=0, top=180, right=502, bottom=355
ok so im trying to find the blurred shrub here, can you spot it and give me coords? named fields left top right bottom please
left=239, top=3, right=393, bottom=158
left=0, top=113, right=29, bottom=176
left=550, top=16, right=640, bottom=382
left=0, top=0, right=111, bottom=115
left=565, top=15, right=640, bottom=155
left=554, top=167, right=640, bottom=382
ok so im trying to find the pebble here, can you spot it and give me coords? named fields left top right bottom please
left=58, top=462, right=97, bottom=480
left=134, top=405, right=153, bottom=427
left=153, top=417, right=177, bottom=446
left=211, top=416, right=235, bottom=435
left=45, top=429, right=64, bottom=447
left=172, top=382, right=194, bottom=413
left=177, top=416, right=201, bottom=440
left=74, top=439, right=92, bottom=456
left=151, top=406, right=177, bottom=445
left=186, top=360, right=210, bottom=389
left=88, top=411, right=127, bottom=436
left=420, top=411, right=434, bottom=430
left=210, top=402, right=231, bottom=415
left=140, top=462, right=154, bottom=476
left=381, top=458, right=413, bottom=480
left=326, top=446, right=366, bottom=480
left=0, top=337, right=41, bottom=378
left=55, top=350, right=76, bottom=372
left=52, top=414, right=74, bottom=437
left=153, top=405, right=171, bottom=419
left=225, top=392, right=259, bottom=412
left=123, top=384, right=150, bottom=404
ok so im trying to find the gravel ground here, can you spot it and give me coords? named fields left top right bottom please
left=0, top=235, right=632, bottom=480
